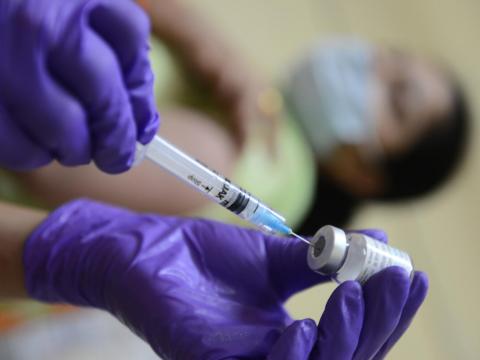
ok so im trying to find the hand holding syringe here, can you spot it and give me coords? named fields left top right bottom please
left=136, top=135, right=310, bottom=244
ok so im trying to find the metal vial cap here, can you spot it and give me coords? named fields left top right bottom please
left=307, top=225, right=348, bottom=275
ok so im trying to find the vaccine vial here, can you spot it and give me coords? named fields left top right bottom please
left=307, top=225, right=413, bottom=284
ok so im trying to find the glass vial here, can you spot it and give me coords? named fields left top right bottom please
left=307, top=225, right=413, bottom=284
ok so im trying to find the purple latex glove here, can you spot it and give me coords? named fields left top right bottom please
left=0, top=0, right=159, bottom=173
left=24, top=200, right=428, bottom=359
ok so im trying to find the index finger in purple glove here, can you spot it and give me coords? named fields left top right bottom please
left=353, top=267, right=410, bottom=360
left=311, top=281, right=364, bottom=360
left=372, top=271, right=428, bottom=360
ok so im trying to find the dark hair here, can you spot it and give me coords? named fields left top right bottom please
left=377, top=83, right=470, bottom=201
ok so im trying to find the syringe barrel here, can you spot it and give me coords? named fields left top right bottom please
left=136, top=136, right=290, bottom=235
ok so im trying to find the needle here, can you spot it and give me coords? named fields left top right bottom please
left=290, top=232, right=313, bottom=246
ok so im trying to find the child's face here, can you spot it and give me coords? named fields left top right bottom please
left=322, top=46, right=454, bottom=197
left=370, top=47, right=453, bottom=159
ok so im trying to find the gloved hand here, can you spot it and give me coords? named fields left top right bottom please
left=0, top=0, right=159, bottom=173
left=268, top=267, right=428, bottom=360
left=23, top=200, right=428, bottom=359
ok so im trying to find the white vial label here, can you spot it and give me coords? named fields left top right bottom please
left=356, top=237, right=413, bottom=284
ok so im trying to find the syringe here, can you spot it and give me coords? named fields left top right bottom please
left=136, top=135, right=310, bottom=243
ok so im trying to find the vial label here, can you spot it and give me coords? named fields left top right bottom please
left=356, top=237, right=412, bottom=284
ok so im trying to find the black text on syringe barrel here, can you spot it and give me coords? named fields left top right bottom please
left=138, top=136, right=289, bottom=234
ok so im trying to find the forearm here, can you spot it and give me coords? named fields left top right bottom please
left=0, top=201, right=46, bottom=298
left=138, top=0, right=273, bottom=146
left=138, top=0, right=248, bottom=90
left=138, top=0, right=220, bottom=55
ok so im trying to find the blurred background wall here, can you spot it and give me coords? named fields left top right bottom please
left=187, top=0, right=480, bottom=358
